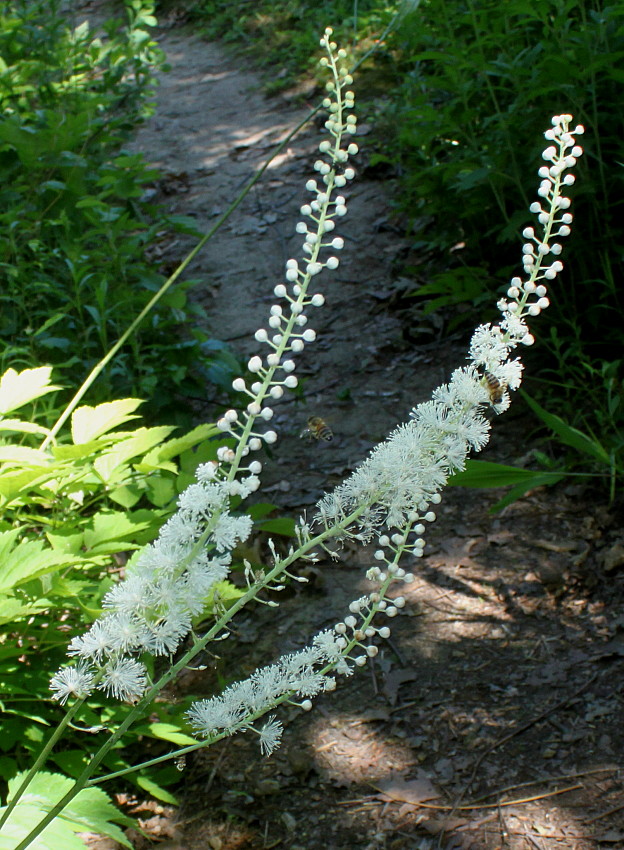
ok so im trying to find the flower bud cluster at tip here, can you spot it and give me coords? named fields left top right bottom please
left=185, top=566, right=414, bottom=753
left=215, top=30, right=358, bottom=474
left=495, top=114, right=584, bottom=348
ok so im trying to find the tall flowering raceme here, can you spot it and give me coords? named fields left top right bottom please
left=2, top=33, right=585, bottom=849
left=49, top=28, right=359, bottom=708
left=186, top=115, right=584, bottom=751
left=48, top=37, right=583, bottom=761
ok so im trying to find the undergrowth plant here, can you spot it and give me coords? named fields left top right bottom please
left=0, top=27, right=586, bottom=850
left=378, top=0, right=623, bottom=480
left=0, top=0, right=234, bottom=422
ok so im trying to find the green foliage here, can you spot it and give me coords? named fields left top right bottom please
left=183, top=0, right=390, bottom=91
left=0, top=365, right=232, bottom=800
left=0, top=0, right=236, bottom=422
left=0, top=771, right=134, bottom=849
left=375, top=0, right=624, bottom=479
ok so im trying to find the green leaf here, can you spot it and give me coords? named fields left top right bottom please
left=71, top=399, right=144, bottom=443
left=144, top=475, right=176, bottom=507
left=489, top=474, right=566, bottom=512
left=94, top=426, right=176, bottom=481
left=254, top=516, right=296, bottom=536
left=448, top=460, right=564, bottom=488
left=0, top=595, right=51, bottom=626
left=0, top=804, right=87, bottom=850
left=0, top=367, right=61, bottom=414
left=135, top=775, right=179, bottom=806
left=521, top=391, right=611, bottom=464
left=82, top=510, right=153, bottom=552
left=0, top=446, right=51, bottom=465
left=45, top=530, right=85, bottom=555
left=140, top=423, right=217, bottom=466
left=135, top=721, right=196, bottom=746
left=0, top=533, right=70, bottom=593
left=0, top=419, right=50, bottom=438
left=3, top=771, right=134, bottom=849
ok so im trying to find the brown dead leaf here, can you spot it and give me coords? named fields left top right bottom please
left=373, top=772, right=440, bottom=805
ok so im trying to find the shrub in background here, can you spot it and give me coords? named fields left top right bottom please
left=380, top=0, right=623, bottom=477
left=0, top=0, right=236, bottom=422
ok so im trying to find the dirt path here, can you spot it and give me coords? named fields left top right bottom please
left=126, top=23, right=453, bottom=509
left=81, top=6, right=624, bottom=849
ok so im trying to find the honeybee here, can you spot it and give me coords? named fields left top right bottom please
left=299, top=416, right=333, bottom=442
left=484, top=371, right=507, bottom=406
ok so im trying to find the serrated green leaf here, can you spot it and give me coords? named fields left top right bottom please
left=0, top=803, right=86, bottom=850
left=82, top=510, right=154, bottom=552
left=0, top=446, right=51, bottom=465
left=71, top=399, right=144, bottom=443
left=141, top=423, right=217, bottom=465
left=0, top=536, right=70, bottom=593
left=108, top=482, right=144, bottom=508
left=0, top=467, right=62, bottom=502
left=93, top=426, right=175, bottom=481
left=0, top=595, right=51, bottom=626
left=4, top=771, right=134, bottom=848
left=51, top=440, right=107, bottom=460
left=145, top=475, right=176, bottom=507
left=45, top=530, right=85, bottom=555
left=0, top=367, right=61, bottom=414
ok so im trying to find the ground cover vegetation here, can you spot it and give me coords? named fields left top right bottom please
left=180, top=0, right=623, bottom=499
left=0, top=0, right=251, bottom=840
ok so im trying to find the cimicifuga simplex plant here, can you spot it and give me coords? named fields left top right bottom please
left=0, top=28, right=585, bottom=849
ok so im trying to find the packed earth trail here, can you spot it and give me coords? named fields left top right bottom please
left=79, top=4, right=624, bottom=849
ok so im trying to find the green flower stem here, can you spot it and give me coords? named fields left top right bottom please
left=9, top=502, right=368, bottom=850
left=0, top=697, right=87, bottom=831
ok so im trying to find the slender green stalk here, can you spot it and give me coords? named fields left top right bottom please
left=0, top=697, right=87, bottom=831
left=8, top=505, right=367, bottom=850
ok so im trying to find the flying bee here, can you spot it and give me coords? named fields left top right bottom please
left=299, top=416, right=333, bottom=442
left=484, top=371, right=507, bottom=406
left=174, top=754, right=187, bottom=772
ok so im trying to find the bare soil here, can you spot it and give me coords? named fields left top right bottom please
left=82, top=4, right=624, bottom=849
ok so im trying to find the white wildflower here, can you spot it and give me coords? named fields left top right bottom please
left=50, top=664, right=95, bottom=704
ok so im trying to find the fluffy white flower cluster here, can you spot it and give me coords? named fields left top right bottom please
left=186, top=579, right=410, bottom=750
left=50, top=475, right=252, bottom=704
left=314, top=114, right=584, bottom=568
